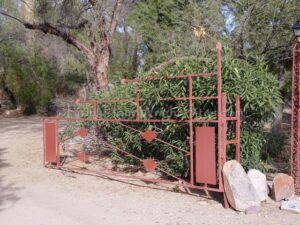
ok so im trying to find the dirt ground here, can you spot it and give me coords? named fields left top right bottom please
left=0, top=116, right=299, bottom=225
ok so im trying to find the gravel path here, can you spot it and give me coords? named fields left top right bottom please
left=0, top=116, right=298, bottom=225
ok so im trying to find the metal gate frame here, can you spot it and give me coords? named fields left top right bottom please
left=43, top=42, right=241, bottom=208
left=291, top=38, right=300, bottom=194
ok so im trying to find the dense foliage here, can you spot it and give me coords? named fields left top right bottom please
left=78, top=47, right=280, bottom=175
left=0, top=0, right=297, bottom=173
left=0, top=43, right=57, bottom=114
left=128, top=0, right=224, bottom=70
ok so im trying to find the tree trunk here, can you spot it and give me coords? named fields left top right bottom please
left=0, top=0, right=125, bottom=92
left=95, top=47, right=110, bottom=91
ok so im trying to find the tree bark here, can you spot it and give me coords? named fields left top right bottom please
left=0, top=0, right=125, bottom=92
left=95, top=47, right=110, bottom=91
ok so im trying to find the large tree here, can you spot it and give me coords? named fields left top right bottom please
left=223, top=0, right=300, bottom=133
left=129, top=0, right=225, bottom=71
left=0, top=0, right=126, bottom=91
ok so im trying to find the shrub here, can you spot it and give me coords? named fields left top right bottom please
left=79, top=46, right=281, bottom=177
left=1, top=43, right=57, bottom=114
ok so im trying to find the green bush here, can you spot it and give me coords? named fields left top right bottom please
left=79, top=46, right=281, bottom=177
left=56, top=56, right=88, bottom=96
left=0, top=43, right=57, bottom=114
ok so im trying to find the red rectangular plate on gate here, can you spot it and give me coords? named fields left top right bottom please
left=195, top=126, right=216, bottom=185
left=44, top=121, right=58, bottom=164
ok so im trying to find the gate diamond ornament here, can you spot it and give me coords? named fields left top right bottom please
left=142, top=129, right=157, bottom=143
left=143, top=159, right=157, bottom=171
left=78, top=127, right=88, bottom=137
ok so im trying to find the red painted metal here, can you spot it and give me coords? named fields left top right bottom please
left=142, top=130, right=157, bottom=143
left=43, top=42, right=241, bottom=207
left=78, top=151, right=89, bottom=163
left=43, top=120, right=58, bottom=164
left=93, top=100, right=97, bottom=119
left=47, top=117, right=219, bottom=123
left=55, top=165, right=223, bottom=192
left=235, top=95, right=241, bottom=162
left=222, top=95, right=241, bottom=162
left=136, top=82, right=141, bottom=120
left=216, top=43, right=223, bottom=194
left=80, top=96, right=218, bottom=104
left=159, top=96, right=218, bottom=101
left=122, top=72, right=217, bottom=83
left=117, top=122, right=189, bottom=154
left=188, top=76, right=195, bottom=185
left=195, top=126, right=216, bottom=185
left=78, top=127, right=88, bottom=137
left=221, top=93, right=228, bottom=208
left=143, top=159, right=157, bottom=171
left=291, top=40, right=300, bottom=195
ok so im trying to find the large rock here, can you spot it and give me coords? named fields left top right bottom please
left=223, top=160, right=260, bottom=211
left=280, top=197, right=300, bottom=213
left=271, top=173, right=294, bottom=201
left=248, top=169, right=268, bottom=202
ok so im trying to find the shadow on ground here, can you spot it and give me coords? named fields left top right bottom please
left=0, top=148, right=22, bottom=212
left=0, top=116, right=42, bottom=134
left=58, top=166, right=225, bottom=205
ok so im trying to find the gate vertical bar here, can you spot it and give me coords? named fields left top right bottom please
left=93, top=100, right=97, bottom=119
left=221, top=93, right=227, bottom=166
left=291, top=41, right=300, bottom=194
left=235, top=95, right=241, bottom=162
left=56, top=119, right=60, bottom=167
left=216, top=42, right=223, bottom=191
left=221, top=93, right=229, bottom=208
left=43, top=119, right=46, bottom=166
left=188, top=75, right=194, bottom=185
left=136, top=81, right=141, bottom=120
left=43, top=119, right=59, bottom=165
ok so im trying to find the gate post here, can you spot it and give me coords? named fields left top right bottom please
left=291, top=40, right=300, bottom=194
left=221, top=93, right=229, bottom=208
left=235, top=95, right=241, bottom=162
left=43, top=119, right=59, bottom=166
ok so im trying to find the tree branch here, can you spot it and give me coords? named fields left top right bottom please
left=57, top=19, right=89, bottom=30
left=26, top=23, right=95, bottom=62
left=108, top=0, right=125, bottom=44
left=0, top=10, right=25, bottom=24
left=0, top=10, right=95, bottom=64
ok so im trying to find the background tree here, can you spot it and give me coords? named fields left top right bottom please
left=1, top=0, right=299, bottom=170
left=1, top=0, right=127, bottom=91
left=128, top=0, right=225, bottom=71
left=222, top=0, right=300, bottom=134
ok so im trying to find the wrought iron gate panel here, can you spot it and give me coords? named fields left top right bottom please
left=43, top=42, right=241, bottom=207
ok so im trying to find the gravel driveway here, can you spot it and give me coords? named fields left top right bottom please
left=0, top=116, right=298, bottom=225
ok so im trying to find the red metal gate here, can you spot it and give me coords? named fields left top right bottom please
left=43, top=42, right=241, bottom=207
left=291, top=38, right=300, bottom=194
